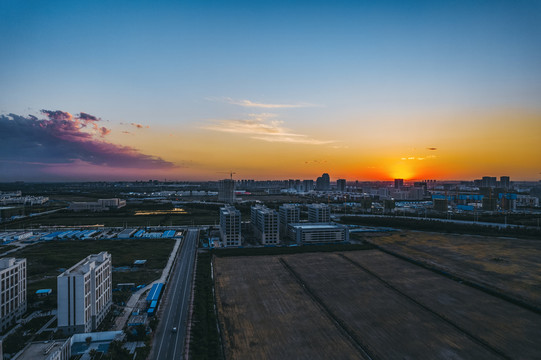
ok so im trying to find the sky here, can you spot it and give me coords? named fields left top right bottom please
left=1, top=0, right=540, bottom=182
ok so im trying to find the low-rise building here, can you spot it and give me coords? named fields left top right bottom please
left=117, top=229, right=137, bottom=239
left=0, top=257, right=26, bottom=332
left=57, top=252, right=112, bottom=334
left=14, top=339, right=71, bottom=360
left=68, top=198, right=126, bottom=212
left=288, top=223, right=349, bottom=245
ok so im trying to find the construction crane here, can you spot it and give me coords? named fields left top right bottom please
left=217, top=171, right=236, bottom=180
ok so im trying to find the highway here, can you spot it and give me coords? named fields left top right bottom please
left=151, top=228, right=199, bottom=360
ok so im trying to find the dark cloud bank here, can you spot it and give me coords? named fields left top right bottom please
left=0, top=111, right=174, bottom=175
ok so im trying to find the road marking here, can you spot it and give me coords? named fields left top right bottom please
left=156, top=237, right=186, bottom=360
left=172, top=233, right=196, bottom=359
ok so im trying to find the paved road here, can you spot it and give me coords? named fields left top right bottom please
left=114, top=236, right=183, bottom=331
left=152, top=228, right=198, bottom=360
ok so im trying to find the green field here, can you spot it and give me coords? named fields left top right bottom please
left=10, top=238, right=177, bottom=311
left=0, top=244, right=18, bottom=254
left=4, top=202, right=221, bottom=228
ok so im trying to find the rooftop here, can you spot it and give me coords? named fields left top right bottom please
left=15, top=340, right=69, bottom=360
left=59, top=251, right=110, bottom=276
left=289, top=223, right=345, bottom=230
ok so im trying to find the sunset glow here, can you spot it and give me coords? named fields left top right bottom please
left=1, top=1, right=540, bottom=182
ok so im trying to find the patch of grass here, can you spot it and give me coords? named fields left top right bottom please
left=4, top=202, right=221, bottom=228
left=189, top=252, right=223, bottom=360
left=2, top=316, right=54, bottom=355
left=10, top=238, right=176, bottom=310
left=340, top=215, right=541, bottom=239
left=0, top=244, right=18, bottom=254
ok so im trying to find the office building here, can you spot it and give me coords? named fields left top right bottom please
left=308, top=203, right=330, bottom=223
left=336, top=179, right=346, bottom=192
left=481, top=176, right=497, bottom=188
left=394, top=179, right=404, bottom=189
left=220, top=205, right=241, bottom=247
left=316, top=173, right=330, bottom=191
left=302, top=180, right=314, bottom=192
left=218, top=179, right=236, bottom=203
left=279, top=204, right=300, bottom=237
left=251, top=205, right=280, bottom=245
left=0, top=258, right=26, bottom=332
left=500, top=176, right=510, bottom=189
left=288, top=223, right=349, bottom=245
left=57, top=252, right=112, bottom=334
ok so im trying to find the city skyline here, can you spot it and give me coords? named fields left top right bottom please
left=1, top=1, right=540, bottom=182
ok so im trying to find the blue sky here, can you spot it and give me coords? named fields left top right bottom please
left=1, top=0, right=540, bottom=180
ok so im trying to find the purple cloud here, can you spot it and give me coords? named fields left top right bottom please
left=78, top=112, right=99, bottom=121
left=41, top=109, right=73, bottom=121
left=0, top=113, right=175, bottom=171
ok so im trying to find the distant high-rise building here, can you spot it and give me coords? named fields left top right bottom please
left=57, top=252, right=112, bottom=334
left=218, top=179, right=235, bottom=203
left=220, top=205, right=241, bottom=247
left=336, top=179, right=346, bottom=192
left=414, top=181, right=428, bottom=196
left=302, top=180, right=314, bottom=192
left=316, top=173, right=330, bottom=191
left=500, top=176, right=510, bottom=189
left=0, top=258, right=26, bottom=332
left=279, top=204, right=300, bottom=237
left=481, top=176, right=497, bottom=188
left=251, top=205, right=280, bottom=245
left=308, top=203, right=330, bottom=222
left=394, top=179, right=404, bottom=189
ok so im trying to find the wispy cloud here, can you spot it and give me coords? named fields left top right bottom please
left=202, top=113, right=333, bottom=145
left=401, top=155, right=437, bottom=161
left=131, top=122, right=149, bottom=129
left=210, top=97, right=319, bottom=109
left=304, top=159, right=328, bottom=165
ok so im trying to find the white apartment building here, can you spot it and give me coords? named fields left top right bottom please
left=308, top=203, right=330, bottom=223
left=279, top=204, right=300, bottom=237
left=220, top=206, right=242, bottom=247
left=251, top=205, right=280, bottom=245
left=0, top=258, right=26, bottom=332
left=57, top=252, right=112, bottom=334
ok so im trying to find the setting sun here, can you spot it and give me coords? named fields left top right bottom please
left=390, top=162, right=415, bottom=180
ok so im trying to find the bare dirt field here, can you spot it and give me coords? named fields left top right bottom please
left=213, top=256, right=362, bottom=360
left=282, top=252, right=499, bottom=359
left=362, top=231, right=541, bottom=308
left=343, top=250, right=541, bottom=359
left=214, top=246, right=541, bottom=359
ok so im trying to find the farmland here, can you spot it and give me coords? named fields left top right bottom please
left=362, top=231, right=541, bottom=308
left=214, top=248, right=541, bottom=359
left=343, top=250, right=541, bottom=359
left=214, top=256, right=362, bottom=359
